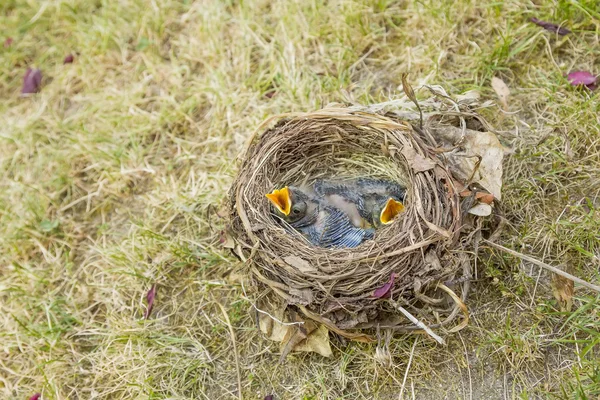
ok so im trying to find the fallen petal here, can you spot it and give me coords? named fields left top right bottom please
left=4, top=37, right=13, bottom=48
left=29, top=394, right=41, bottom=400
left=63, top=54, right=74, bottom=64
left=530, top=17, right=571, bottom=35
left=21, top=68, right=43, bottom=95
left=373, top=273, right=396, bottom=298
left=144, top=284, right=157, bottom=319
left=567, top=71, right=597, bottom=87
left=264, top=396, right=274, bottom=400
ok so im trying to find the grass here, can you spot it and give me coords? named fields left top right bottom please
left=1, top=0, right=599, bottom=398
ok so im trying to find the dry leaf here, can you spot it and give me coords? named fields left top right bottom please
left=259, top=311, right=332, bottom=359
left=21, top=68, right=42, bottom=95
left=401, top=145, right=436, bottom=172
left=467, top=203, right=492, bottom=216
left=373, top=273, right=397, bottom=298
left=401, top=73, right=423, bottom=127
left=530, top=17, right=571, bottom=35
left=292, top=323, right=331, bottom=356
left=491, top=77, right=510, bottom=110
left=144, top=284, right=157, bottom=319
left=552, top=273, right=574, bottom=312
left=283, top=255, right=317, bottom=273
left=455, top=90, right=481, bottom=105
left=288, top=288, right=314, bottom=305
left=432, top=126, right=504, bottom=200
left=219, top=230, right=235, bottom=249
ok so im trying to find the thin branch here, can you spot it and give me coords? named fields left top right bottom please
left=483, top=239, right=600, bottom=293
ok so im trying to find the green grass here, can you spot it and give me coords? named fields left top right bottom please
left=1, top=0, right=599, bottom=399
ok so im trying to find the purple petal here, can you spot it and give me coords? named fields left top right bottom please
left=21, top=68, right=43, bottom=95
left=373, top=273, right=397, bottom=298
left=530, top=17, right=571, bottom=35
left=4, top=37, right=13, bottom=48
left=29, top=394, right=41, bottom=400
left=567, top=71, right=597, bottom=87
left=144, top=284, right=157, bottom=319
left=63, top=54, right=74, bottom=64
left=264, top=396, right=274, bottom=400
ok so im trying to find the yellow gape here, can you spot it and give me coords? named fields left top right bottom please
left=380, top=198, right=405, bottom=224
left=265, top=187, right=292, bottom=216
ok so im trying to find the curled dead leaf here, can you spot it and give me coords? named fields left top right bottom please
left=432, top=126, right=504, bottom=200
left=491, top=77, right=510, bottom=110
left=259, top=311, right=332, bottom=360
left=144, top=284, right=157, bottom=319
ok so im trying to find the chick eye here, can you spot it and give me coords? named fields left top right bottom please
left=292, top=208, right=301, bottom=215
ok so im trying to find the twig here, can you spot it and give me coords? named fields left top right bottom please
left=483, top=239, right=600, bottom=293
left=399, top=337, right=418, bottom=400
left=395, top=303, right=445, bottom=345
left=216, top=302, right=243, bottom=400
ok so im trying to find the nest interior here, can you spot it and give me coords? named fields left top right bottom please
left=230, top=107, right=477, bottom=337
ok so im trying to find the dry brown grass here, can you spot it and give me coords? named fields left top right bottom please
left=1, top=0, right=599, bottom=399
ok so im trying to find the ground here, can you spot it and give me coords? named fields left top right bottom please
left=1, top=0, right=599, bottom=399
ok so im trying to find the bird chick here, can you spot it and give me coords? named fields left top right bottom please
left=266, top=186, right=374, bottom=248
left=314, top=178, right=406, bottom=228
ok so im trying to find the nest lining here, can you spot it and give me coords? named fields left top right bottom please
left=230, top=106, right=478, bottom=336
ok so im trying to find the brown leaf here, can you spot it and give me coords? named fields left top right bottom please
left=21, top=68, right=43, bottom=95
left=280, top=318, right=318, bottom=361
left=432, top=126, right=504, bottom=200
left=491, top=77, right=510, bottom=110
left=552, top=274, right=574, bottom=312
left=478, top=193, right=495, bottom=204
left=459, top=190, right=495, bottom=204
left=63, top=54, right=74, bottom=64
left=401, top=145, right=436, bottom=172
left=259, top=310, right=332, bottom=360
left=144, top=284, right=157, bottom=319
left=283, top=255, right=317, bottom=273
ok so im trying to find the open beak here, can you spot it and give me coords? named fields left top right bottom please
left=265, top=187, right=292, bottom=216
left=380, top=198, right=405, bottom=225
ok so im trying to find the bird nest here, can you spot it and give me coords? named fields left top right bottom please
left=228, top=90, right=502, bottom=344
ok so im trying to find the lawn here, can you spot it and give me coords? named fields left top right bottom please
left=1, top=0, right=599, bottom=399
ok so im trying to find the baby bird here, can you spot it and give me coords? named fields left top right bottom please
left=314, top=178, right=406, bottom=228
left=265, top=186, right=374, bottom=248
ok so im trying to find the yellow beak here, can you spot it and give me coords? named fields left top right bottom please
left=380, top=198, right=405, bottom=224
left=265, top=187, right=292, bottom=216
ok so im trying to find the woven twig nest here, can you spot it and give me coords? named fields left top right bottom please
left=229, top=90, right=502, bottom=343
